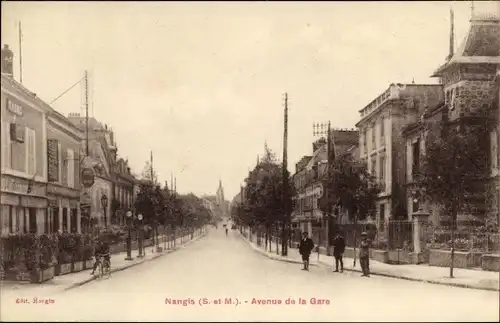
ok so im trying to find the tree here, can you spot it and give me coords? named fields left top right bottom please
left=244, top=145, right=295, bottom=253
left=142, top=161, right=159, bottom=183
left=326, top=151, right=381, bottom=266
left=416, top=113, right=490, bottom=278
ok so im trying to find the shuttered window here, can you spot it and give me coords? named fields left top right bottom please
left=2, top=122, right=12, bottom=169
left=58, top=143, right=63, bottom=184
left=25, top=127, right=36, bottom=176
left=67, top=148, right=75, bottom=188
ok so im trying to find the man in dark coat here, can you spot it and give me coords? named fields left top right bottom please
left=332, top=231, right=346, bottom=272
left=299, top=231, right=314, bottom=271
left=359, top=232, right=371, bottom=277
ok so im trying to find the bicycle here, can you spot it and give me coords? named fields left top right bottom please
left=94, top=254, right=111, bottom=279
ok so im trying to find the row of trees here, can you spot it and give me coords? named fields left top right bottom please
left=233, top=105, right=496, bottom=277
left=133, top=162, right=213, bottom=246
left=231, top=143, right=382, bottom=259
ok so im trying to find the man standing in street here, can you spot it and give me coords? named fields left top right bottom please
left=332, top=231, right=345, bottom=273
left=299, top=231, right=314, bottom=271
left=359, top=231, right=371, bottom=277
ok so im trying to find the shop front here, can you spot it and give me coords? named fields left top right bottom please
left=0, top=174, right=48, bottom=235
left=46, top=183, right=81, bottom=233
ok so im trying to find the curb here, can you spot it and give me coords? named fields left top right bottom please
left=238, top=233, right=319, bottom=267
left=239, top=232, right=499, bottom=292
left=63, top=231, right=208, bottom=292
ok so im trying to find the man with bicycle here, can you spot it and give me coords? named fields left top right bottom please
left=90, top=236, right=111, bottom=275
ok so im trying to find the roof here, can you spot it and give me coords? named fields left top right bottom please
left=1, top=74, right=83, bottom=136
left=433, top=17, right=500, bottom=77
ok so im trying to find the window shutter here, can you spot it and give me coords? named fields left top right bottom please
left=67, top=149, right=74, bottom=188
left=58, top=143, right=62, bottom=184
left=1, top=122, right=10, bottom=169
left=28, top=128, right=36, bottom=175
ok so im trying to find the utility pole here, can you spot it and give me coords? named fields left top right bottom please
left=313, top=121, right=335, bottom=262
left=281, top=92, right=289, bottom=256
left=18, top=21, right=23, bottom=84
left=85, top=70, right=89, bottom=157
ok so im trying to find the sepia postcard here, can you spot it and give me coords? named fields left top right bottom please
left=0, top=1, right=499, bottom=322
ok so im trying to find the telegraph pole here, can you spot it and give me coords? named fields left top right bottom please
left=18, top=21, right=23, bottom=84
left=281, top=93, right=289, bottom=256
left=313, top=121, right=335, bottom=262
left=84, top=70, right=89, bottom=157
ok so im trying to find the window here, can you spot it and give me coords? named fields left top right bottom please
left=53, top=207, right=60, bottom=233
left=380, top=117, right=385, bottom=146
left=364, top=130, right=368, bottom=152
left=379, top=204, right=385, bottom=233
left=412, top=139, right=420, bottom=179
left=67, top=148, right=75, bottom=188
left=371, top=126, right=376, bottom=149
left=28, top=207, right=37, bottom=233
left=62, top=208, right=68, bottom=232
left=360, top=132, right=365, bottom=156
left=70, top=208, right=78, bottom=233
left=1, top=205, right=9, bottom=235
left=371, top=159, right=376, bottom=176
left=379, top=155, right=386, bottom=190
left=2, top=121, right=12, bottom=169
left=44, top=210, right=49, bottom=234
left=25, top=128, right=36, bottom=176
left=58, top=143, right=63, bottom=184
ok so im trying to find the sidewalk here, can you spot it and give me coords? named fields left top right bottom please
left=0, top=230, right=208, bottom=297
left=240, top=231, right=500, bottom=292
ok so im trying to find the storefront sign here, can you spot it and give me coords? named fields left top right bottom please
left=47, top=139, right=59, bottom=182
left=21, top=196, right=48, bottom=208
left=81, top=168, right=95, bottom=188
left=6, top=98, right=23, bottom=116
left=46, top=183, right=79, bottom=199
left=1, top=176, right=45, bottom=196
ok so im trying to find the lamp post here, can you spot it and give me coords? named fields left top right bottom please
left=137, top=213, right=144, bottom=258
left=101, top=194, right=108, bottom=228
left=125, top=210, right=134, bottom=261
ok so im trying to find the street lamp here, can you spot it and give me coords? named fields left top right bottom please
left=101, top=194, right=108, bottom=228
left=137, top=213, right=144, bottom=258
left=125, top=210, right=134, bottom=261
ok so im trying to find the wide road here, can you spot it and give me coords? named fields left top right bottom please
left=2, top=228, right=499, bottom=322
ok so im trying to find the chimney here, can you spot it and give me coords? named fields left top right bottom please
left=1, top=44, right=14, bottom=77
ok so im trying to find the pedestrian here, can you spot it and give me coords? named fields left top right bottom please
left=332, top=231, right=345, bottom=273
left=359, top=232, right=370, bottom=277
left=299, top=232, right=314, bottom=271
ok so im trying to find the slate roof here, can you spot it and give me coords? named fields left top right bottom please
left=433, top=16, right=500, bottom=77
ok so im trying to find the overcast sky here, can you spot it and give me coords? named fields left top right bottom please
left=2, top=1, right=497, bottom=200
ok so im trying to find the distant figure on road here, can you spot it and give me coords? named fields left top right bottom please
left=299, top=232, right=314, bottom=271
left=359, top=232, right=370, bottom=277
left=226, top=228, right=228, bottom=236
left=332, top=231, right=346, bottom=273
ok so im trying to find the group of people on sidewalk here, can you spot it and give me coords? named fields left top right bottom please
left=298, top=231, right=371, bottom=277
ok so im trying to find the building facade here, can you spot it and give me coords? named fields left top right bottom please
left=67, top=114, right=113, bottom=229
left=356, top=83, right=444, bottom=232
left=111, top=158, right=136, bottom=225
left=1, top=73, right=48, bottom=235
left=405, top=13, right=500, bottom=226
left=46, top=109, right=84, bottom=233
left=292, top=129, right=358, bottom=243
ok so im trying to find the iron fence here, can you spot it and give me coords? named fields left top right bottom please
left=387, top=220, right=414, bottom=252
left=425, top=224, right=500, bottom=253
